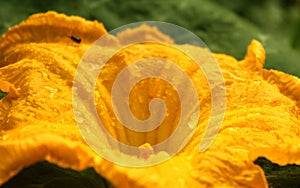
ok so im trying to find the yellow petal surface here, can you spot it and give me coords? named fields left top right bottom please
left=0, top=11, right=300, bottom=188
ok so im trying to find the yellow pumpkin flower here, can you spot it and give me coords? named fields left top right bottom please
left=0, top=11, right=300, bottom=188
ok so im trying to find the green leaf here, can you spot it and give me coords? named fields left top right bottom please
left=254, top=157, right=300, bottom=188
left=1, top=161, right=113, bottom=188
left=0, top=90, right=8, bottom=100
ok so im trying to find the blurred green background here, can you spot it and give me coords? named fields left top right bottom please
left=0, top=0, right=300, bottom=76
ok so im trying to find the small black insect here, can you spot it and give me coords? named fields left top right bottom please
left=70, top=35, right=81, bottom=43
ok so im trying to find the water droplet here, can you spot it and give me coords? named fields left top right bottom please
left=246, top=112, right=260, bottom=117
left=76, top=116, right=85, bottom=123
left=254, top=80, right=261, bottom=85
left=89, top=63, right=101, bottom=71
left=44, top=86, right=58, bottom=97
left=42, top=72, right=49, bottom=79
left=240, top=97, right=247, bottom=101
left=1, top=135, right=8, bottom=141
